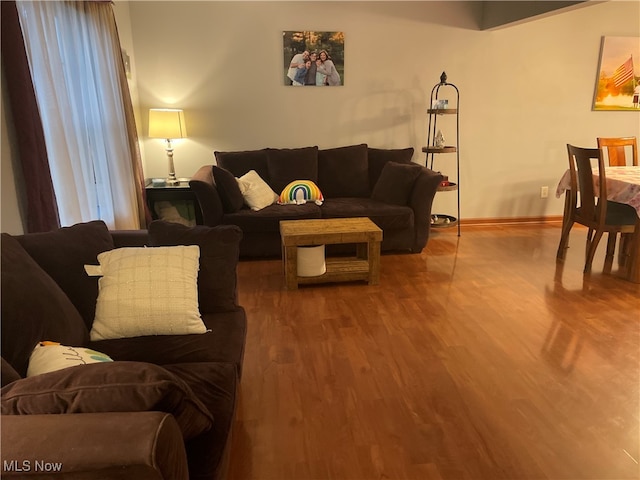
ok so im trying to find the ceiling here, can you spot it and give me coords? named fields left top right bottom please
left=481, top=1, right=597, bottom=30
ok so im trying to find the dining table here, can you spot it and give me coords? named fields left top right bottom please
left=556, top=165, right=640, bottom=283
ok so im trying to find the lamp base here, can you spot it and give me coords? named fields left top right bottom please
left=165, top=141, right=179, bottom=185
left=166, top=175, right=179, bottom=186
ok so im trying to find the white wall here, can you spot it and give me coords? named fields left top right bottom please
left=123, top=0, right=639, bottom=221
left=113, top=1, right=144, bottom=146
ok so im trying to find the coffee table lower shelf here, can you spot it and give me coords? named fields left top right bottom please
left=297, top=258, right=370, bottom=285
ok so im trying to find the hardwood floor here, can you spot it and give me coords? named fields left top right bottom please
left=228, top=224, right=640, bottom=480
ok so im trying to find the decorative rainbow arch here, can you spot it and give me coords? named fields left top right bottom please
left=278, top=180, right=324, bottom=205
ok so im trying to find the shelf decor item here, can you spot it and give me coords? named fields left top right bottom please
left=422, top=72, right=460, bottom=235
left=297, top=245, right=326, bottom=277
left=148, top=108, right=188, bottom=185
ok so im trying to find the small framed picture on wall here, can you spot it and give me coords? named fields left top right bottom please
left=283, top=31, right=344, bottom=86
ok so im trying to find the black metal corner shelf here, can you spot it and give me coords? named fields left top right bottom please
left=424, top=71, right=460, bottom=236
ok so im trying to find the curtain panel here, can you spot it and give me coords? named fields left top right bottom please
left=1, top=1, right=60, bottom=233
left=107, top=4, right=150, bottom=227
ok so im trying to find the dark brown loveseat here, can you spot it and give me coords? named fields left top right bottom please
left=190, top=144, right=443, bottom=257
left=1, top=220, right=246, bottom=480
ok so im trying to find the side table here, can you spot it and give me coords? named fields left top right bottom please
left=145, top=179, right=203, bottom=225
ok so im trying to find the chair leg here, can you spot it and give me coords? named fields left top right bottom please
left=604, top=232, right=617, bottom=274
left=618, top=233, right=631, bottom=267
left=584, top=228, right=594, bottom=261
left=584, top=230, right=604, bottom=274
left=556, top=220, right=574, bottom=260
left=557, top=193, right=575, bottom=261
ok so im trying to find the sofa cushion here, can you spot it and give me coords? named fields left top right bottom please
left=16, top=220, right=115, bottom=329
left=223, top=203, right=322, bottom=234
left=1, top=233, right=88, bottom=378
left=26, top=342, right=113, bottom=377
left=318, top=144, right=370, bottom=198
left=89, top=246, right=207, bottom=341
left=320, top=197, right=414, bottom=230
left=1, top=358, right=21, bottom=387
left=368, top=147, right=414, bottom=189
left=148, top=221, right=242, bottom=314
left=237, top=170, right=279, bottom=211
left=371, top=161, right=423, bottom=206
left=214, top=149, right=269, bottom=182
left=0, top=361, right=213, bottom=441
left=212, top=166, right=244, bottom=213
left=90, top=309, right=247, bottom=377
left=266, top=146, right=319, bottom=194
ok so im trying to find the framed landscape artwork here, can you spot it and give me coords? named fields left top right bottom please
left=283, top=31, right=344, bottom=87
left=593, top=36, right=640, bottom=111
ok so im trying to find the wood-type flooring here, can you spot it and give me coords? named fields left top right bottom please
left=228, top=224, right=640, bottom=480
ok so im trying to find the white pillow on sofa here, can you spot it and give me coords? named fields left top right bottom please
left=88, top=246, right=207, bottom=341
left=237, top=170, right=278, bottom=211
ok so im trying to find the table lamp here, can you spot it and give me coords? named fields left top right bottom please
left=148, top=108, right=187, bottom=185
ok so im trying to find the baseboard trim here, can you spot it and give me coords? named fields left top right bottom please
left=460, top=216, right=564, bottom=226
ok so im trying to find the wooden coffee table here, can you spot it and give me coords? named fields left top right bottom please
left=279, top=217, right=383, bottom=289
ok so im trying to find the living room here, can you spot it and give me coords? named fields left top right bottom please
left=3, top=1, right=639, bottom=231
left=1, top=1, right=639, bottom=479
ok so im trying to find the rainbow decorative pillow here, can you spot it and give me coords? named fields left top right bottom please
left=278, top=180, right=324, bottom=205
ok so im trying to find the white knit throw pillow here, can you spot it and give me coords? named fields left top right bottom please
left=237, top=170, right=278, bottom=211
left=88, top=246, right=207, bottom=341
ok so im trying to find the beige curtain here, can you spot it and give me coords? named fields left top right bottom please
left=108, top=5, right=150, bottom=227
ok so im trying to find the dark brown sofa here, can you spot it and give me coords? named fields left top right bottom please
left=1, top=220, right=246, bottom=480
left=190, top=144, right=443, bottom=257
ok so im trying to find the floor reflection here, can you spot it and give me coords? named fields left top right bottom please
left=540, top=263, right=589, bottom=374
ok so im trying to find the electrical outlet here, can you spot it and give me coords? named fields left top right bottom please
left=540, top=186, right=549, bottom=198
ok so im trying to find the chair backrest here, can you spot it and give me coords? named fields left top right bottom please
left=597, top=136, right=638, bottom=166
left=567, top=144, right=608, bottom=227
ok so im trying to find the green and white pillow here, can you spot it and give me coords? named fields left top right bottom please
left=27, top=342, right=113, bottom=377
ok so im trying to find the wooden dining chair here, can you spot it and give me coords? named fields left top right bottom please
left=597, top=137, right=638, bottom=265
left=597, top=136, right=638, bottom=166
left=556, top=144, right=638, bottom=273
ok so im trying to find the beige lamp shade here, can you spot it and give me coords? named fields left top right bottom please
left=148, top=108, right=187, bottom=139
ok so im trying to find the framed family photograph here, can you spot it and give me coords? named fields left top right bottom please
left=283, top=31, right=344, bottom=87
left=592, top=36, right=640, bottom=111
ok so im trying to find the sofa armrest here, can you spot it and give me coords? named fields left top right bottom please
left=408, top=167, right=443, bottom=253
left=1, top=412, right=188, bottom=479
left=189, top=166, right=224, bottom=227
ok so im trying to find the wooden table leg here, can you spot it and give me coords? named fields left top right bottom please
left=625, top=218, right=640, bottom=283
left=284, top=246, right=299, bottom=290
left=368, top=240, right=381, bottom=285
